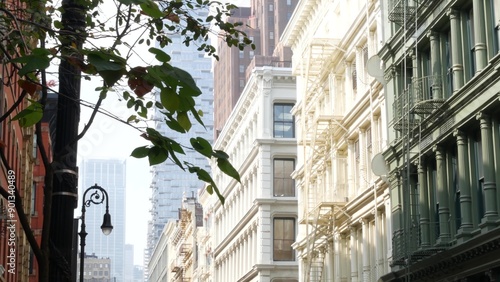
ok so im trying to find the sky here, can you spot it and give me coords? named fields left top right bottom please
left=74, top=0, right=250, bottom=267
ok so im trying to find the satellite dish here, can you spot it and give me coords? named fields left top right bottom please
left=371, top=153, right=389, bottom=176
left=367, top=55, right=386, bottom=85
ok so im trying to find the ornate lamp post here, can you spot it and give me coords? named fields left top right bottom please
left=79, top=184, right=113, bottom=282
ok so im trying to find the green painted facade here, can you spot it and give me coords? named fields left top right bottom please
left=379, top=0, right=500, bottom=280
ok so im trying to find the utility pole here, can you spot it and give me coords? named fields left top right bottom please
left=49, top=0, right=86, bottom=280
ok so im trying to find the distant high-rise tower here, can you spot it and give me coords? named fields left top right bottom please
left=145, top=6, right=214, bottom=273
left=213, top=0, right=298, bottom=137
left=80, top=159, right=126, bottom=281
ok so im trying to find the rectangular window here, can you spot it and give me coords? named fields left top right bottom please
left=274, top=159, right=295, bottom=197
left=287, top=0, right=292, bottom=5
left=31, top=182, right=36, bottom=215
left=465, top=9, right=476, bottom=78
left=269, top=4, right=274, bottom=11
left=444, top=31, right=453, bottom=97
left=239, top=50, right=244, bottom=59
left=490, top=0, right=500, bottom=54
left=270, top=31, right=274, bottom=40
left=29, top=249, right=35, bottom=274
left=351, top=63, right=357, bottom=93
left=239, top=65, right=244, bottom=73
left=366, top=128, right=372, bottom=178
left=273, top=103, right=295, bottom=138
left=273, top=218, right=295, bottom=261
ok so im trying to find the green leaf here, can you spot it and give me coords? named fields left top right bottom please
left=165, top=119, right=186, bottom=133
left=206, top=185, right=213, bottom=194
left=140, top=0, right=164, bottom=18
left=212, top=150, right=229, bottom=159
left=190, top=137, right=212, bottom=158
left=217, top=158, right=240, bottom=182
left=177, top=111, right=192, bottom=131
left=131, top=146, right=149, bottom=158
left=12, top=48, right=51, bottom=76
left=12, top=100, right=43, bottom=127
left=148, top=146, right=168, bottom=165
left=149, top=47, right=171, bottom=63
left=160, top=88, right=180, bottom=112
left=87, top=52, right=126, bottom=71
left=100, top=69, right=126, bottom=87
left=127, top=115, right=137, bottom=123
left=161, top=65, right=201, bottom=95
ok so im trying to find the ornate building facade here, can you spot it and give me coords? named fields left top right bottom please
left=207, top=66, right=298, bottom=282
left=283, top=0, right=390, bottom=281
left=379, top=0, right=500, bottom=280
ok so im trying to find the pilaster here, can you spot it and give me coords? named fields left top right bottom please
left=448, top=8, right=464, bottom=91
left=477, top=113, right=499, bottom=230
left=428, top=31, right=443, bottom=99
left=472, top=0, right=488, bottom=72
left=454, top=130, right=474, bottom=242
left=350, top=227, right=359, bottom=282
left=418, top=158, right=431, bottom=247
left=434, top=145, right=451, bottom=244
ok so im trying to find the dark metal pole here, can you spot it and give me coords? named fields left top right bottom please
left=78, top=184, right=113, bottom=282
left=79, top=206, right=87, bottom=282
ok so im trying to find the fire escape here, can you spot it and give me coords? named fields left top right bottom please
left=297, top=37, right=348, bottom=282
left=170, top=209, right=193, bottom=282
left=388, top=0, right=446, bottom=267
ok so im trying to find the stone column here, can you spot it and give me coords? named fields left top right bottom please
left=455, top=130, right=474, bottom=242
left=362, top=219, right=371, bottom=282
left=448, top=9, right=464, bottom=91
left=334, top=235, right=340, bottom=282
left=493, top=119, right=500, bottom=216
left=434, top=146, right=451, bottom=244
left=350, top=227, right=359, bottom=282
left=473, top=0, right=488, bottom=72
left=418, top=158, right=431, bottom=247
left=341, top=235, right=348, bottom=282
left=428, top=31, right=442, bottom=99
left=477, top=113, right=499, bottom=228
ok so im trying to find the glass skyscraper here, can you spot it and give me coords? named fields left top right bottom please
left=80, top=159, right=126, bottom=281
left=145, top=7, right=214, bottom=268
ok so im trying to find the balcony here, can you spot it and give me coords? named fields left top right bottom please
left=388, top=0, right=416, bottom=25
left=392, top=75, right=445, bottom=132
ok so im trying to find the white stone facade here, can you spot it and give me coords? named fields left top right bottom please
left=207, top=66, right=299, bottom=282
left=282, top=0, right=391, bottom=281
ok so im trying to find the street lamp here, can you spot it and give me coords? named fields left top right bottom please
left=79, top=184, right=113, bottom=282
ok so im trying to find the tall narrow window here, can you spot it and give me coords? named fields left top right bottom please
left=444, top=31, right=453, bottom=97
left=273, top=218, right=295, bottom=261
left=353, top=138, right=361, bottom=193
left=351, top=63, right=357, bottom=93
left=465, top=9, right=476, bottom=78
left=366, top=128, right=372, bottom=179
left=31, top=182, right=36, bottom=215
left=491, top=0, right=500, bottom=54
left=273, top=103, right=295, bottom=138
left=473, top=133, right=485, bottom=221
left=274, top=159, right=295, bottom=197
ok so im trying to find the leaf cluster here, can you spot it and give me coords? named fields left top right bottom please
left=2, top=0, right=255, bottom=203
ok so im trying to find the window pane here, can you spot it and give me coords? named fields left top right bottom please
left=273, top=218, right=295, bottom=261
left=274, top=104, right=295, bottom=138
left=274, top=159, right=295, bottom=196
